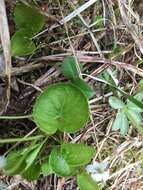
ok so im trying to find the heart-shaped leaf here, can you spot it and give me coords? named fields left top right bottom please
left=11, top=29, right=35, bottom=56
left=61, top=143, right=95, bottom=166
left=33, top=83, right=89, bottom=134
left=72, top=78, right=94, bottom=99
left=49, top=148, right=77, bottom=177
left=14, top=3, right=44, bottom=35
left=112, top=110, right=129, bottom=135
left=77, top=173, right=100, bottom=190
left=109, top=96, right=125, bottom=109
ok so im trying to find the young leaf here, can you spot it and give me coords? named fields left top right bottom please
left=4, top=143, right=39, bottom=176
left=25, top=143, right=43, bottom=170
left=97, top=75, right=143, bottom=110
left=33, top=83, right=89, bottom=134
left=100, top=69, right=117, bottom=94
left=22, top=163, right=41, bottom=181
left=92, top=15, right=103, bottom=28
left=14, top=3, right=44, bottom=34
left=77, top=173, right=100, bottom=190
left=11, top=29, right=35, bottom=56
left=41, top=159, right=53, bottom=176
left=125, top=109, right=143, bottom=133
left=4, top=151, right=26, bottom=175
left=61, top=143, right=95, bottom=166
left=61, top=56, right=79, bottom=80
left=49, top=148, right=77, bottom=177
left=109, top=96, right=125, bottom=109
left=112, top=110, right=129, bottom=135
left=72, top=78, right=94, bottom=99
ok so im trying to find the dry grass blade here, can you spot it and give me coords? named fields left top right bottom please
left=34, top=54, right=143, bottom=78
left=0, top=0, right=11, bottom=107
left=118, top=0, right=143, bottom=54
left=61, top=0, right=99, bottom=24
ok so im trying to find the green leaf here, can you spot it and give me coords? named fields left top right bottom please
left=97, top=76, right=143, bottom=110
left=61, top=56, right=79, bottom=80
left=4, top=150, right=26, bottom=175
left=22, top=163, right=41, bottom=181
left=25, top=143, right=43, bottom=170
left=77, top=173, right=100, bottom=190
left=92, top=15, right=103, bottom=28
left=11, top=29, right=35, bottom=56
left=72, top=78, right=94, bottom=99
left=41, top=159, right=53, bottom=176
left=127, top=92, right=143, bottom=112
left=108, top=46, right=125, bottom=59
left=100, top=69, right=118, bottom=95
left=33, top=83, right=89, bottom=134
left=112, top=110, right=129, bottom=135
left=109, top=96, right=125, bottom=109
left=14, top=3, right=44, bottom=34
left=61, top=143, right=95, bottom=166
left=49, top=148, right=77, bottom=177
left=125, top=109, right=143, bottom=133
left=4, top=142, right=39, bottom=176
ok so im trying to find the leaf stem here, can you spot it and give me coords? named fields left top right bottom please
left=0, top=114, right=32, bottom=120
left=0, top=135, right=44, bottom=143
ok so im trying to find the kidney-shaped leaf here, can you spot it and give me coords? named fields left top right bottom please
left=14, top=3, right=44, bottom=34
left=11, top=29, right=35, bottom=56
left=61, top=143, right=95, bottom=166
left=49, top=148, right=77, bottom=177
left=77, top=173, right=100, bottom=190
left=33, top=83, right=89, bottom=134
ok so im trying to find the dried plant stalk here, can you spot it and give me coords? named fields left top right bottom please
left=0, top=0, right=11, bottom=107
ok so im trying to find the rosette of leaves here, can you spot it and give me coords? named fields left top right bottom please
left=11, top=3, right=45, bottom=56
left=4, top=143, right=97, bottom=184
left=109, top=92, right=143, bottom=135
